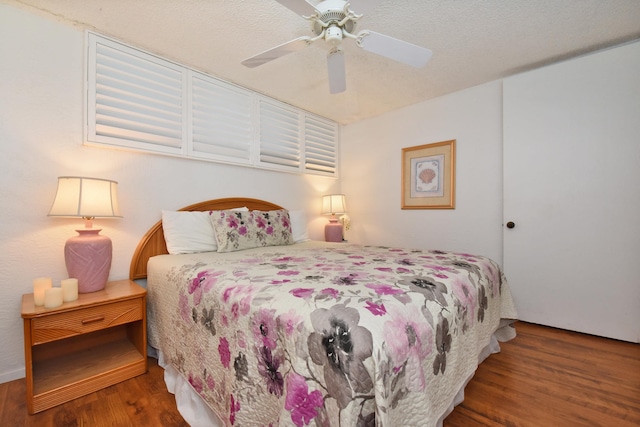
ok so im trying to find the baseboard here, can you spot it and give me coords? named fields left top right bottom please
left=0, top=367, right=25, bottom=384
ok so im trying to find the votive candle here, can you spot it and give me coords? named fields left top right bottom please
left=33, top=277, right=53, bottom=306
left=44, top=287, right=63, bottom=309
left=61, top=278, right=78, bottom=302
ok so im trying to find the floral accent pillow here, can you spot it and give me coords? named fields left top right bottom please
left=210, top=209, right=294, bottom=252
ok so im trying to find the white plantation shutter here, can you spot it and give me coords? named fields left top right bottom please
left=304, top=115, right=337, bottom=174
left=86, top=32, right=338, bottom=176
left=258, top=100, right=301, bottom=171
left=190, top=74, right=252, bottom=163
left=87, top=33, right=185, bottom=154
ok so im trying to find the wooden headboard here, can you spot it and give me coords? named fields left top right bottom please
left=129, top=197, right=284, bottom=280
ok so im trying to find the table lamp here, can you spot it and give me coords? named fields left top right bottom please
left=48, top=177, right=122, bottom=293
left=321, top=194, right=347, bottom=242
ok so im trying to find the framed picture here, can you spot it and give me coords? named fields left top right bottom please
left=402, top=139, right=456, bottom=209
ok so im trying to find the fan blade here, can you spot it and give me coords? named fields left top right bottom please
left=274, top=0, right=317, bottom=17
left=349, top=0, right=382, bottom=15
left=241, top=37, right=312, bottom=68
left=327, top=48, right=346, bottom=94
left=357, top=30, right=432, bottom=68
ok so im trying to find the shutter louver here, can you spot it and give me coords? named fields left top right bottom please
left=190, top=75, right=252, bottom=163
left=89, top=35, right=184, bottom=153
left=259, top=101, right=301, bottom=170
left=304, top=115, right=337, bottom=175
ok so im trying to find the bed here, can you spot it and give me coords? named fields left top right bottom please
left=130, top=197, right=517, bottom=427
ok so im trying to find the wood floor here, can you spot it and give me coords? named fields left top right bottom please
left=0, top=322, right=638, bottom=426
left=0, top=357, right=188, bottom=427
left=444, top=322, right=640, bottom=427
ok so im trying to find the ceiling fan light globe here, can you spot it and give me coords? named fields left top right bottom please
left=325, top=26, right=343, bottom=46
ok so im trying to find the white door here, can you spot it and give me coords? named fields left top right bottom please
left=503, top=42, right=640, bottom=343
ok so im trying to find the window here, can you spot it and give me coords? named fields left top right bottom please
left=87, top=34, right=186, bottom=154
left=86, top=32, right=338, bottom=177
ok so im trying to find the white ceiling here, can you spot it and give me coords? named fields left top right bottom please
left=9, top=0, right=640, bottom=125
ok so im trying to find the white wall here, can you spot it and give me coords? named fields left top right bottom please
left=341, top=81, right=504, bottom=264
left=0, top=4, right=338, bottom=383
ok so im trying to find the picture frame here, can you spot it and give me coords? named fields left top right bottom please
left=402, top=139, right=456, bottom=209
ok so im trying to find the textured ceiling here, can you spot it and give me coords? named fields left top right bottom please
left=8, top=0, right=640, bottom=125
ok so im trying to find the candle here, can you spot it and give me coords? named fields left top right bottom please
left=33, top=277, right=53, bottom=306
left=44, top=287, right=63, bottom=309
left=61, top=278, right=78, bottom=302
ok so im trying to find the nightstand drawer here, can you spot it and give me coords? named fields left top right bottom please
left=31, top=299, right=143, bottom=345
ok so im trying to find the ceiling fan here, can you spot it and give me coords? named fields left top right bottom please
left=241, top=0, right=433, bottom=94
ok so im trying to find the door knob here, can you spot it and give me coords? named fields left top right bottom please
left=506, top=221, right=515, bottom=229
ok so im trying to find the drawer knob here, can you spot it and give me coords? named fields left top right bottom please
left=81, top=315, right=105, bottom=325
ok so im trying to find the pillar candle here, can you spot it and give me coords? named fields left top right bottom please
left=61, top=278, right=78, bottom=302
left=44, top=287, right=63, bottom=309
left=33, top=277, right=53, bottom=306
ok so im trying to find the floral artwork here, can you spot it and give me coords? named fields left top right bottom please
left=402, top=140, right=456, bottom=209
left=147, top=243, right=517, bottom=426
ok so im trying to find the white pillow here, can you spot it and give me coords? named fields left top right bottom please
left=161, top=210, right=217, bottom=254
left=289, top=210, right=309, bottom=243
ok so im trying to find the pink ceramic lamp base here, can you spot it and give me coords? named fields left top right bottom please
left=324, top=217, right=343, bottom=242
left=64, top=228, right=112, bottom=293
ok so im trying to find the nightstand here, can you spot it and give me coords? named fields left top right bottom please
left=21, top=279, right=147, bottom=414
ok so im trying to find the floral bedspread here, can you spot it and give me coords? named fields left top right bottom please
left=146, top=241, right=517, bottom=427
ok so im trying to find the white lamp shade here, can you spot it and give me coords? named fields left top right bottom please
left=322, top=194, right=347, bottom=215
left=49, top=177, right=122, bottom=218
